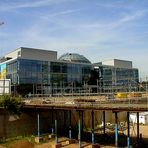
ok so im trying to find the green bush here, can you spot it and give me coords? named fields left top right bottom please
left=0, top=95, right=24, bottom=115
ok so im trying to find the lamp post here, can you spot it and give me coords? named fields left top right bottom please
left=0, top=22, right=5, bottom=94
left=99, top=77, right=103, bottom=93
left=97, top=79, right=98, bottom=94
left=13, top=83, right=16, bottom=96
left=146, top=77, right=148, bottom=92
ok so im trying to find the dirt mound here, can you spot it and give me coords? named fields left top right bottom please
left=8, top=140, right=34, bottom=148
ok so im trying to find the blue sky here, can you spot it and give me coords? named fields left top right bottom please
left=0, top=0, right=148, bottom=78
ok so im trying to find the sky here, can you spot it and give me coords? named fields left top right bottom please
left=0, top=0, right=148, bottom=78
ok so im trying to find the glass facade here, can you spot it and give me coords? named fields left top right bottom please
left=99, top=66, right=139, bottom=92
left=50, top=61, right=91, bottom=93
left=59, top=53, right=91, bottom=64
left=6, top=61, right=18, bottom=84
left=1, top=58, right=91, bottom=95
left=0, top=56, right=139, bottom=96
left=18, top=59, right=50, bottom=85
left=0, top=63, right=7, bottom=79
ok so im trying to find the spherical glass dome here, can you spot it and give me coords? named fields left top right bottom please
left=59, top=53, right=91, bottom=64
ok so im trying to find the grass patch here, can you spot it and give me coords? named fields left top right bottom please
left=0, top=135, right=35, bottom=148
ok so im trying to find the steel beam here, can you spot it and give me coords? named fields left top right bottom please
left=24, top=104, right=148, bottom=112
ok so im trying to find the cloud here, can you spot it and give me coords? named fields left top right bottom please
left=40, top=8, right=83, bottom=21
left=117, top=9, right=147, bottom=24
left=80, top=9, right=148, bottom=31
left=0, top=0, right=71, bottom=11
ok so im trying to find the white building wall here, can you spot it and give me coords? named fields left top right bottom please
left=130, top=114, right=137, bottom=123
left=0, top=79, right=11, bottom=95
left=21, top=47, right=57, bottom=61
left=5, top=47, right=57, bottom=62
left=114, top=59, right=132, bottom=68
left=130, top=113, right=148, bottom=124
left=102, top=60, right=114, bottom=66
left=145, top=115, right=148, bottom=124
left=139, top=115, right=145, bottom=124
left=102, top=59, right=132, bottom=68
left=5, top=48, right=21, bottom=59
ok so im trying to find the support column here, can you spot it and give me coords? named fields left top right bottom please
left=137, top=112, right=139, bottom=145
left=65, top=110, right=75, bottom=145
left=51, top=109, right=54, bottom=134
left=91, top=110, right=94, bottom=145
left=3, top=112, right=6, bottom=141
left=103, top=111, right=106, bottom=135
left=55, top=111, right=58, bottom=144
left=115, top=112, right=118, bottom=148
left=81, top=111, right=84, bottom=139
left=69, top=110, right=72, bottom=140
left=127, top=112, right=130, bottom=148
left=35, top=112, right=43, bottom=143
left=51, top=110, right=61, bottom=148
left=64, top=110, right=66, bottom=129
left=37, top=112, right=40, bottom=137
left=78, top=111, right=82, bottom=148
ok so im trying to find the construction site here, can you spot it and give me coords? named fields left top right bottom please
left=0, top=33, right=147, bottom=148
left=1, top=0, right=148, bottom=146
left=0, top=92, right=148, bottom=148
left=0, top=47, right=148, bottom=147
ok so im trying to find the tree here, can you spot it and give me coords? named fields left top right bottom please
left=0, top=95, right=24, bottom=115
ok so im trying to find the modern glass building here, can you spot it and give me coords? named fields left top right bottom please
left=0, top=47, right=139, bottom=96
left=93, top=64, right=139, bottom=93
